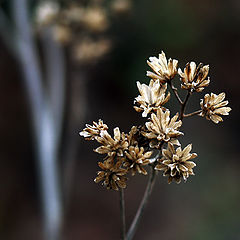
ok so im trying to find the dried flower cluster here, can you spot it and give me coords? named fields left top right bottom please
left=80, top=51, right=231, bottom=190
left=35, top=0, right=132, bottom=63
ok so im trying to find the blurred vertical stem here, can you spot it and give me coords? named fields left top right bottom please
left=12, top=0, right=62, bottom=240
left=126, top=166, right=157, bottom=240
left=120, top=188, right=126, bottom=240
left=40, top=26, right=65, bottom=148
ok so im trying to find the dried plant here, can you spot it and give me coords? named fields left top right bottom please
left=35, top=0, right=132, bottom=64
left=79, top=51, right=231, bottom=240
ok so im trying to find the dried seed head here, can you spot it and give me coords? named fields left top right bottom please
left=73, top=38, right=111, bottom=63
left=95, top=153, right=128, bottom=190
left=155, top=143, right=197, bottom=184
left=80, top=119, right=108, bottom=140
left=53, top=25, right=72, bottom=44
left=95, top=127, right=129, bottom=156
left=134, top=80, right=170, bottom=117
left=199, top=92, right=231, bottom=123
left=147, top=51, right=178, bottom=83
left=35, top=1, right=59, bottom=26
left=142, top=108, right=183, bottom=148
left=82, top=7, right=109, bottom=32
left=178, top=62, right=210, bottom=92
left=124, top=146, right=152, bottom=176
left=111, top=0, right=132, bottom=14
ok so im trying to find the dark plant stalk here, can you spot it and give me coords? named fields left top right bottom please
left=120, top=188, right=126, bottom=240
left=126, top=166, right=157, bottom=240
left=183, top=110, right=202, bottom=118
left=180, top=91, right=191, bottom=120
left=168, top=81, right=183, bottom=105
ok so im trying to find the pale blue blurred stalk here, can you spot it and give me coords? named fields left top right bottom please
left=10, top=0, right=64, bottom=239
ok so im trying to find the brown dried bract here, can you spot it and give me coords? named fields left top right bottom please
left=178, top=62, right=210, bottom=92
left=199, top=92, right=231, bottom=123
left=134, top=80, right=170, bottom=117
left=155, top=143, right=197, bottom=184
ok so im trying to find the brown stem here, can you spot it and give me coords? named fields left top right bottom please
left=168, top=81, right=183, bottom=105
left=120, top=188, right=126, bottom=240
left=126, top=166, right=157, bottom=240
left=180, top=91, right=191, bottom=120
left=183, top=110, right=202, bottom=118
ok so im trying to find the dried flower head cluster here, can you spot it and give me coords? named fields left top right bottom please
left=35, top=0, right=132, bottom=63
left=80, top=50, right=231, bottom=190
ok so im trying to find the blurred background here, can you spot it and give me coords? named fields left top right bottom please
left=0, top=0, right=239, bottom=239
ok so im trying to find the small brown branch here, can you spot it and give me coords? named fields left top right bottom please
left=168, top=81, right=183, bottom=105
left=126, top=166, right=157, bottom=240
left=183, top=110, right=202, bottom=118
left=180, top=91, right=191, bottom=120
left=120, top=188, right=126, bottom=240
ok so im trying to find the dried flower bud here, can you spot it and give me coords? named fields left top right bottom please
left=178, top=62, right=210, bottom=92
left=142, top=108, right=183, bottom=148
left=53, top=25, right=72, bottom=44
left=134, top=80, right=170, bottom=117
left=147, top=51, right=178, bottom=83
left=63, top=5, right=84, bottom=23
left=155, top=143, right=197, bottom=184
left=80, top=119, right=108, bottom=140
left=73, top=38, right=111, bottom=63
left=95, top=127, right=129, bottom=156
left=124, top=146, right=152, bottom=175
left=199, top=92, right=231, bottom=123
left=95, top=153, right=128, bottom=190
left=111, top=0, right=132, bottom=14
left=35, top=1, right=59, bottom=26
left=82, top=7, right=109, bottom=32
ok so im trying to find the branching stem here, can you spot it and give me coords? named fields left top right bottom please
left=183, top=110, right=202, bottom=118
left=180, top=91, right=191, bottom=120
left=126, top=166, right=157, bottom=240
left=168, top=81, right=183, bottom=105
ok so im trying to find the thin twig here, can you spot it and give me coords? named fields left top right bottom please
left=180, top=91, right=191, bottom=120
left=168, top=81, right=183, bottom=105
left=183, top=110, right=202, bottom=118
left=120, top=188, right=126, bottom=240
left=126, top=166, right=157, bottom=240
